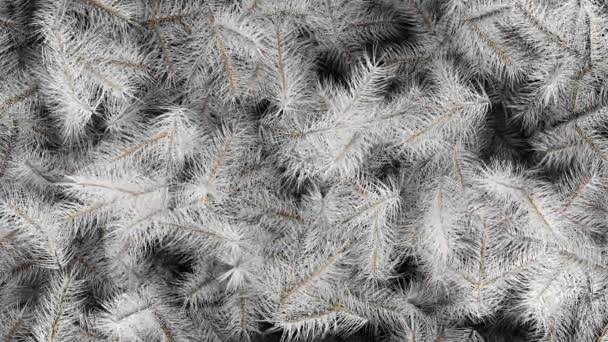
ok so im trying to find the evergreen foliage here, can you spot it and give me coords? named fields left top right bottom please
left=2, top=0, right=608, bottom=341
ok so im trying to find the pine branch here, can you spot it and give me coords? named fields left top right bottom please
left=207, top=128, right=235, bottom=185
left=74, top=53, right=147, bottom=71
left=480, top=254, right=544, bottom=286
left=183, top=275, right=222, bottom=305
left=465, top=6, right=511, bottom=23
left=213, top=16, right=264, bottom=53
left=79, top=327, right=106, bottom=340
left=350, top=19, right=402, bottom=29
left=559, top=250, right=608, bottom=273
left=275, top=23, right=287, bottom=97
left=208, top=15, right=239, bottom=98
left=447, top=264, right=478, bottom=286
left=369, top=209, right=381, bottom=275
left=560, top=176, right=591, bottom=212
left=541, top=142, right=581, bottom=155
left=4, top=200, right=62, bottom=267
left=144, top=10, right=205, bottom=29
left=465, top=20, right=512, bottom=65
left=525, top=193, right=556, bottom=237
left=259, top=9, right=323, bottom=19
left=146, top=5, right=177, bottom=78
left=475, top=221, right=489, bottom=301
left=284, top=303, right=346, bottom=324
left=410, top=0, right=433, bottom=33
left=332, top=132, right=361, bottom=166
left=38, top=273, right=81, bottom=342
left=72, top=182, right=146, bottom=196
left=49, top=285, right=68, bottom=342
left=64, top=186, right=161, bottom=221
left=532, top=269, right=560, bottom=302
left=0, top=119, right=18, bottom=179
left=266, top=207, right=305, bottom=224
left=512, top=2, right=572, bottom=51
left=280, top=252, right=341, bottom=304
left=340, top=194, right=399, bottom=225
left=152, top=309, right=176, bottom=342
left=272, top=108, right=410, bottom=138
left=336, top=59, right=386, bottom=120
left=571, top=64, right=594, bottom=112
left=113, top=302, right=155, bottom=322
left=239, top=295, right=248, bottom=332
left=425, top=189, right=450, bottom=261
left=110, top=132, right=170, bottom=161
left=402, top=113, right=452, bottom=145
left=323, top=0, right=353, bottom=64
left=453, top=145, right=465, bottom=190
left=83, top=0, right=135, bottom=23
left=574, top=125, right=608, bottom=161
left=3, top=1, right=608, bottom=340
left=385, top=56, right=431, bottom=66
left=399, top=101, right=489, bottom=145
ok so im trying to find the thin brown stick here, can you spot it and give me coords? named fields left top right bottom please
left=466, top=21, right=512, bottom=65
left=401, top=109, right=458, bottom=145
left=478, top=221, right=489, bottom=282
left=465, top=6, right=511, bottom=23
left=350, top=20, right=401, bottom=29
left=410, top=0, right=433, bottom=33
left=208, top=130, right=235, bottom=184
left=208, top=15, right=238, bottom=97
left=267, top=208, right=304, bottom=223
left=370, top=210, right=381, bottom=275
left=525, top=193, right=555, bottom=236
left=74, top=182, right=144, bottom=196
left=114, top=302, right=154, bottom=322
left=453, top=145, right=465, bottom=190
left=239, top=295, right=249, bottom=331
left=575, top=125, right=608, bottom=161
left=49, top=280, right=70, bottom=342
left=275, top=24, right=288, bottom=96
left=333, top=133, right=361, bottom=165
left=561, top=176, right=591, bottom=212
left=513, top=2, right=570, bottom=50
left=572, top=64, right=593, bottom=112
left=0, top=120, right=18, bottom=179
left=111, top=131, right=169, bottom=161
left=284, top=303, right=345, bottom=324
left=144, top=10, right=204, bottom=28
left=153, top=310, right=175, bottom=342
left=280, top=253, right=340, bottom=304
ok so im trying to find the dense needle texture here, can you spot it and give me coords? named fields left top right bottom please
left=2, top=0, right=608, bottom=341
